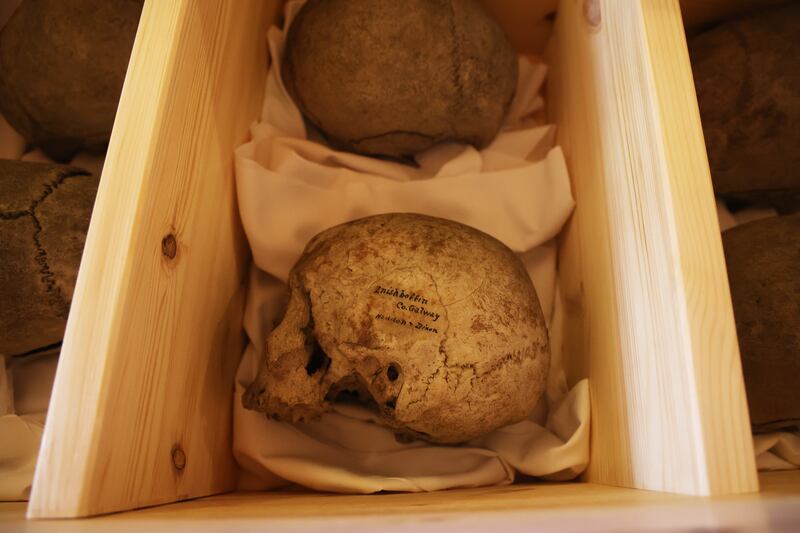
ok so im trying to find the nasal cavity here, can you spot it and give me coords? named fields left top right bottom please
left=305, top=340, right=331, bottom=376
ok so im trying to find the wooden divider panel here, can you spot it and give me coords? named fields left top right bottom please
left=550, top=0, right=758, bottom=496
left=28, top=0, right=280, bottom=518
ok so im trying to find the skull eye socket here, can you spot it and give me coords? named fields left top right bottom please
left=305, top=340, right=331, bottom=376
left=386, top=364, right=400, bottom=381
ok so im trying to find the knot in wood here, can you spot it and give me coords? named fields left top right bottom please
left=161, top=233, right=177, bottom=259
left=171, top=445, right=186, bottom=471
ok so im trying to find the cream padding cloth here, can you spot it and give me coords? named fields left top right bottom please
left=0, top=351, right=58, bottom=501
left=232, top=0, right=589, bottom=493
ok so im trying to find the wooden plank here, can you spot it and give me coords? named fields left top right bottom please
left=108, top=471, right=800, bottom=520
left=6, top=472, right=800, bottom=530
left=641, top=0, right=759, bottom=497
left=549, top=0, right=758, bottom=495
left=104, top=482, right=689, bottom=520
left=27, top=0, right=279, bottom=518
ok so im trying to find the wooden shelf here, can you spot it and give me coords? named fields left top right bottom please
left=3, top=471, right=800, bottom=531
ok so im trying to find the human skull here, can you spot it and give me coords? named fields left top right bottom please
left=282, top=0, right=518, bottom=159
left=243, top=213, right=549, bottom=443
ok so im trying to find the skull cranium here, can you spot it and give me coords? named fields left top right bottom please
left=243, top=213, right=550, bottom=444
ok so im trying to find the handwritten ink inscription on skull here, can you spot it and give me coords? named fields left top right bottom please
left=367, top=268, right=448, bottom=337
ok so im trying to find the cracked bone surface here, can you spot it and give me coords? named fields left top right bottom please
left=282, top=0, right=518, bottom=159
left=243, top=213, right=550, bottom=444
left=0, top=160, right=98, bottom=355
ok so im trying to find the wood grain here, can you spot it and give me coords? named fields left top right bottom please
left=7, top=472, right=799, bottom=531
left=105, top=471, right=800, bottom=520
left=27, top=0, right=279, bottom=518
left=549, top=0, right=758, bottom=495
left=641, top=0, right=759, bottom=497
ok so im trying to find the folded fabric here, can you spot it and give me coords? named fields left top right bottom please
left=0, top=414, right=44, bottom=501
left=232, top=0, right=588, bottom=494
left=754, top=432, right=800, bottom=471
left=233, top=268, right=590, bottom=493
left=0, top=350, right=58, bottom=501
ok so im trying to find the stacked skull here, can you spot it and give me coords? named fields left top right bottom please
left=282, top=0, right=518, bottom=159
left=244, top=213, right=550, bottom=444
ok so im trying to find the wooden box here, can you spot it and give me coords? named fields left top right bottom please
left=26, top=0, right=764, bottom=520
